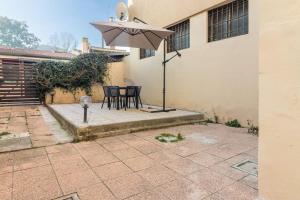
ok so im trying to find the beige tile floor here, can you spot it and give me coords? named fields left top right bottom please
left=0, top=124, right=258, bottom=200
left=0, top=106, right=72, bottom=151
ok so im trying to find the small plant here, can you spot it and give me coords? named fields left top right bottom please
left=177, top=133, right=184, bottom=140
left=0, top=131, right=11, bottom=139
left=213, top=113, right=219, bottom=124
left=0, top=132, right=10, bottom=136
left=225, top=119, right=242, bottom=128
left=155, top=133, right=184, bottom=143
left=203, top=111, right=218, bottom=124
left=205, top=118, right=215, bottom=123
left=247, top=120, right=259, bottom=135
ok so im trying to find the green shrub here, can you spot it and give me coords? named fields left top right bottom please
left=225, top=119, right=242, bottom=128
left=35, top=53, right=110, bottom=99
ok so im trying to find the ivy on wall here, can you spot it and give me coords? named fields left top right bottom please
left=35, top=53, right=110, bottom=99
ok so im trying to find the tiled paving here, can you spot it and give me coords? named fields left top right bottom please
left=0, top=124, right=258, bottom=200
left=0, top=106, right=72, bottom=152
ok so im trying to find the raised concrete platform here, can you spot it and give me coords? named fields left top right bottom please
left=47, top=103, right=204, bottom=141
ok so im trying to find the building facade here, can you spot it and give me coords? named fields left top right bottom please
left=124, top=0, right=258, bottom=126
left=259, top=0, right=300, bottom=199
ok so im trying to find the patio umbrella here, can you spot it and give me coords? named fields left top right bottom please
left=91, top=18, right=181, bottom=112
left=91, top=20, right=174, bottom=50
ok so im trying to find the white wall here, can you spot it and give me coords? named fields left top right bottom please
left=259, top=0, right=300, bottom=199
left=124, top=0, right=259, bottom=125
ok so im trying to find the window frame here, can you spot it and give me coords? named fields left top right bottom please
left=208, top=0, right=249, bottom=42
left=166, top=19, right=190, bottom=53
left=139, top=48, right=155, bottom=59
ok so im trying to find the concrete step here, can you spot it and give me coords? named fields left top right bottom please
left=0, top=132, right=32, bottom=153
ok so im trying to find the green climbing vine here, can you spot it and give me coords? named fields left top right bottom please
left=34, top=53, right=110, bottom=99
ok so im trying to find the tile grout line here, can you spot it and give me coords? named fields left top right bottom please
left=11, top=152, right=15, bottom=200
left=112, top=138, right=191, bottom=199
left=92, top=142, right=140, bottom=199
left=71, top=142, right=120, bottom=200
left=238, top=174, right=258, bottom=191
left=161, top=133, right=257, bottom=198
left=95, top=139, right=172, bottom=199
left=131, top=130, right=255, bottom=199
left=45, top=148, right=64, bottom=197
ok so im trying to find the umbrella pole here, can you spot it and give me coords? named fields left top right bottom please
left=163, top=39, right=166, bottom=111
left=151, top=40, right=177, bottom=113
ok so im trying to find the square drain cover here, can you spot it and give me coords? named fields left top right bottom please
left=54, top=193, right=80, bottom=200
left=232, top=160, right=258, bottom=176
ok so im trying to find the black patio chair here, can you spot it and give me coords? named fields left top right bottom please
left=101, top=86, right=109, bottom=109
left=108, top=86, right=120, bottom=110
left=121, top=86, right=137, bottom=110
left=101, top=86, right=120, bottom=110
left=136, top=86, right=143, bottom=108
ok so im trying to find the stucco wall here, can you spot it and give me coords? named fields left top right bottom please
left=45, top=62, right=125, bottom=104
left=258, top=0, right=300, bottom=199
left=124, top=0, right=259, bottom=125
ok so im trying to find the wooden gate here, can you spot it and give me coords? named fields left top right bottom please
left=0, top=59, right=40, bottom=106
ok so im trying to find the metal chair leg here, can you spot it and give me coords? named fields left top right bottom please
left=108, top=97, right=111, bottom=110
left=101, top=96, right=106, bottom=109
left=125, top=97, right=128, bottom=111
left=139, top=96, right=143, bottom=108
left=117, top=96, right=120, bottom=110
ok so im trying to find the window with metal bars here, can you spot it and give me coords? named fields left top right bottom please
left=140, top=49, right=155, bottom=59
left=167, top=20, right=190, bottom=53
left=208, top=0, right=248, bottom=42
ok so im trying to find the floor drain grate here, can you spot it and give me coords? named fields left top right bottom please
left=232, top=160, right=258, bottom=176
left=54, top=193, right=80, bottom=200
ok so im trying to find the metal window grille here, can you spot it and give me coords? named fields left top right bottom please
left=167, top=20, right=190, bottom=53
left=208, top=0, right=248, bottom=42
left=140, top=49, right=155, bottom=59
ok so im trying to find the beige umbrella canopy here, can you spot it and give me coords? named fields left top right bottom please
left=91, top=21, right=174, bottom=50
left=91, top=19, right=180, bottom=112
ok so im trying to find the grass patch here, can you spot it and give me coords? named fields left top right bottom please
left=0, top=131, right=10, bottom=136
left=225, top=119, right=242, bottom=128
left=0, top=131, right=11, bottom=139
left=155, top=133, right=184, bottom=143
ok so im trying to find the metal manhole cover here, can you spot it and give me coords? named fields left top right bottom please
left=54, top=193, right=80, bottom=200
left=232, top=160, right=258, bottom=176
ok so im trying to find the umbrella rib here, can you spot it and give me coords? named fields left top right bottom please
left=103, top=27, right=120, bottom=34
left=141, top=31, right=157, bottom=50
left=106, top=28, right=125, bottom=46
left=144, top=30, right=164, bottom=40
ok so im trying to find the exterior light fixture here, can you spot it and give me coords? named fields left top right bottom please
left=80, top=96, right=92, bottom=123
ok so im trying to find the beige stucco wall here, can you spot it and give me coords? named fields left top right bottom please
left=258, top=0, right=300, bottom=199
left=124, top=0, right=259, bottom=126
left=45, top=62, right=125, bottom=104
